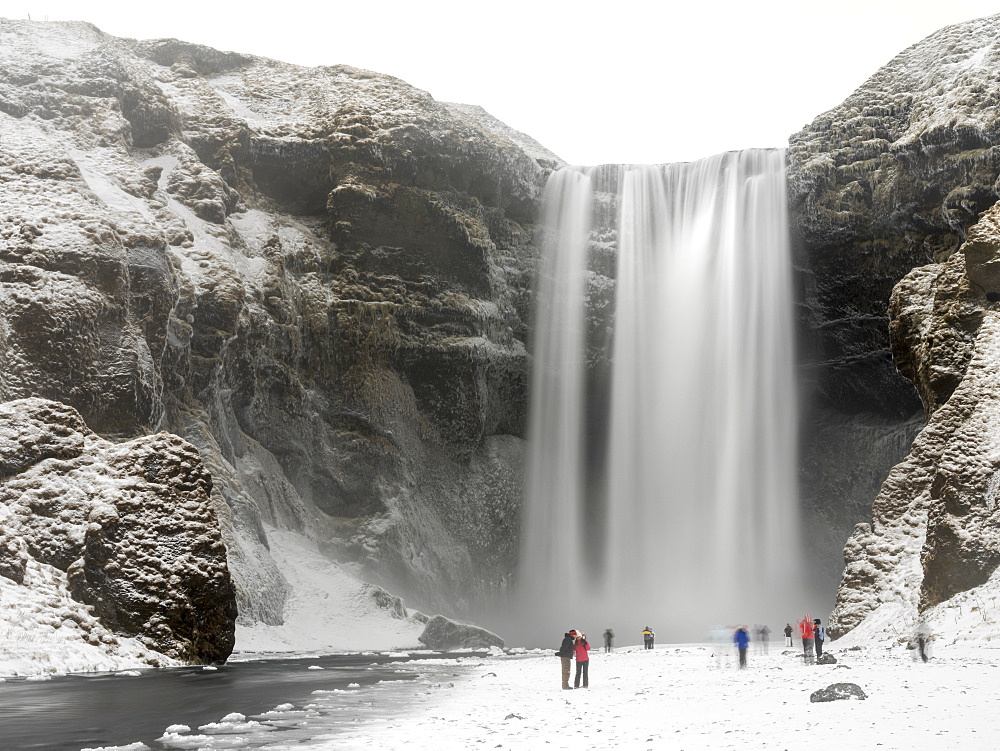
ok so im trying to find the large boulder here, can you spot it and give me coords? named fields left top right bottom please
left=418, top=615, right=505, bottom=650
left=0, top=398, right=237, bottom=662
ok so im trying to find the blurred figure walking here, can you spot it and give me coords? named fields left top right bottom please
left=916, top=619, right=931, bottom=663
left=783, top=623, right=793, bottom=647
left=710, top=625, right=731, bottom=669
left=734, top=625, right=750, bottom=669
left=603, top=627, right=615, bottom=653
left=574, top=632, right=591, bottom=687
left=557, top=629, right=577, bottom=689
left=799, top=616, right=815, bottom=665
left=757, top=624, right=771, bottom=655
left=813, top=618, right=825, bottom=660
left=642, top=626, right=655, bottom=650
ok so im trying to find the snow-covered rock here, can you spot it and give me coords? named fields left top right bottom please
left=830, top=201, right=1000, bottom=643
left=0, top=398, right=236, bottom=666
left=789, top=13, right=1000, bottom=599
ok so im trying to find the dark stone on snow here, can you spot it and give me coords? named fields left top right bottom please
left=817, top=652, right=838, bottom=664
left=810, top=682, right=867, bottom=702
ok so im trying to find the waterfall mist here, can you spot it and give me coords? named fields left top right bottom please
left=510, top=150, right=807, bottom=646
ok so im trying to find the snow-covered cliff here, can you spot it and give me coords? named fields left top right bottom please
left=0, top=18, right=547, bottom=652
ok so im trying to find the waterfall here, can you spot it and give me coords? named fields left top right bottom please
left=517, top=150, right=803, bottom=643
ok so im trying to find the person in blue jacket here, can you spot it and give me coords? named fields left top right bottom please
left=734, top=625, right=751, bottom=669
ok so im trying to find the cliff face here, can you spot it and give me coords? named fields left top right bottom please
left=830, top=203, right=1000, bottom=639
left=789, top=14, right=1000, bottom=598
left=0, top=19, right=548, bottom=632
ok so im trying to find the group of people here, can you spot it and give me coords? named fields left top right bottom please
left=556, top=617, right=831, bottom=687
left=554, top=625, right=647, bottom=689
left=790, top=615, right=826, bottom=664
left=556, top=629, right=592, bottom=689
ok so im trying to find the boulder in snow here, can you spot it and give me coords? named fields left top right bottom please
left=817, top=652, right=838, bottom=664
left=417, top=615, right=504, bottom=650
left=810, top=682, right=867, bottom=702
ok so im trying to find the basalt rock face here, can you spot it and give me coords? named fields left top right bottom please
left=789, top=14, right=1000, bottom=599
left=0, top=20, right=548, bottom=628
left=829, top=203, right=1000, bottom=639
left=0, top=398, right=236, bottom=662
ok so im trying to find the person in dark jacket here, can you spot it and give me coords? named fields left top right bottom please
left=574, top=632, right=591, bottom=688
left=642, top=626, right=655, bottom=650
left=734, top=625, right=750, bottom=669
left=603, top=627, right=615, bottom=653
left=557, top=630, right=577, bottom=689
left=813, top=618, right=825, bottom=659
left=783, top=623, right=793, bottom=647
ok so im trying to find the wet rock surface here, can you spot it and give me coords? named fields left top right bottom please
left=0, top=398, right=236, bottom=662
left=0, top=19, right=549, bottom=628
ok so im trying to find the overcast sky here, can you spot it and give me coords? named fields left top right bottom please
left=3, top=1, right=999, bottom=164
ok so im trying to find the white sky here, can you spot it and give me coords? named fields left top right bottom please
left=3, top=1, right=999, bottom=165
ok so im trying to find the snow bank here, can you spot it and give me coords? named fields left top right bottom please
left=233, top=528, right=425, bottom=654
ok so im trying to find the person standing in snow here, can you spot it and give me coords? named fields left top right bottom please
left=642, top=626, right=655, bottom=650
left=734, top=625, right=750, bottom=669
left=557, top=629, right=577, bottom=690
left=813, top=618, right=825, bottom=660
left=799, top=616, right=815, bottom=664
left=783, top=623, right=793, bottom=647
left=757, top=624, right=771, bottom=655
left=916, top=619, right=930, bottom=663
left=574, top=632, right=591, bottom=688
left=603, top=627, right=615, bottom=653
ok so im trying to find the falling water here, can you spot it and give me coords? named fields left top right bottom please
left=517, top=150, right=803, bottom=643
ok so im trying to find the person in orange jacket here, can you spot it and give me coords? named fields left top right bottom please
left=799, top=615, right=815, bottom=664
left=574, top=632, right=591, bottom=688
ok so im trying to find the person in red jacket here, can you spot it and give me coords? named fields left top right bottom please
left=799, top=615, right=815, bottom=665
left=573, top=632, right=591, bottom=688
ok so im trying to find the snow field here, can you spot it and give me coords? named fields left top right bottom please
left=313, top=642, right=1000, bottom=750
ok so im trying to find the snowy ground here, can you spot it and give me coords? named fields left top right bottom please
left=302, top=641, right=1000, bottom=750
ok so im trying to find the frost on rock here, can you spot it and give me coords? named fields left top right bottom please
left=831, top=202, right=1000, bottom=643
left=0, top=398, right=237, bottom=669
left=0, top=17, right=541, bottom=641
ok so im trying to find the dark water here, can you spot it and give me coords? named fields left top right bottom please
left=0, top=652, right=472, bottom=750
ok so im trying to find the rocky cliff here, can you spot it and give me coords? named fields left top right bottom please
left=830, top=202, right=1000, bottom=640
left=0, top=18, right=549, bottom=640
left=789, top=13, right=1000, bottom=598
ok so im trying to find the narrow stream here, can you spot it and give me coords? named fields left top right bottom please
left=0, top=652, right=486, bottom=750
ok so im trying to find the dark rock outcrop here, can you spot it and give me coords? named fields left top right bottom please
left=417, top=614, right=505, bottom=650
left=0, top=398, right=237, bottom=662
